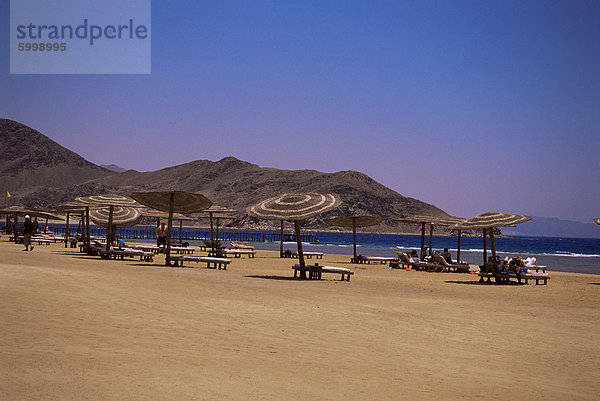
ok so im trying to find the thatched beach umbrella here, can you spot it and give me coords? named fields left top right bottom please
left=141, top=209, right=195, bottom=243
left=0, top=206, right=63, bottom=239
left=76, top=195, right=144, bottom=252
left=130, top=191, right=212, bottom=266
left=395, top=215, right=466, bottom=259
left=55, top=201, right=88, bottom=248
left=90, top=206, right=143, bottom=228
left=327, top=215, right=382, bottom=261
left=247, top=193, right=341, bottom=279
left=197, top=205, right=237, bottom=243
left=457, top=212, right=532, bottom=265
left=594, top=218, right=600, bottom=225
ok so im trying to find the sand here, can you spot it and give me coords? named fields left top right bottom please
left=1, top=239, right=599, bottom=400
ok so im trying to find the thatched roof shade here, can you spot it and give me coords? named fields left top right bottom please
left=247, top=193, right=341, bottom=221
left=327, top=215, right=382, bottom=228
left=90, top=206, right=143, bottom=228
left=457, top=212, right=532, bottom=229
left=0, top=206, right=63, bottom=220
left=594, top=218, right=600, bottom=225
left=75, top=194, right=143, bottom=209
left=141, top=209, right=195, bottom=221
left=130, top=191, right=212, bottom=214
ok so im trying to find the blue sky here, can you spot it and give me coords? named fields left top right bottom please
left=2, top=1, right=599, bottom=223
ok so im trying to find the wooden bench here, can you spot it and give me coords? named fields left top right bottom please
left=170, top=256, right=231, bottom=270
left=170, top=246, right=195, bottom=254
left=364, top=256, right=396, bottom=264
left=292, top=263, right=354, bottom=281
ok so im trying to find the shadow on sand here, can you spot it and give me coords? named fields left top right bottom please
left=245, top=275, right=299, bottom=281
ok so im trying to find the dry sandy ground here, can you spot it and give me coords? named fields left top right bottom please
left=1, top=239, right=599, bottom=400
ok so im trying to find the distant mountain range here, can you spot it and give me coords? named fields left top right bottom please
left=503, top=217, right=600, bottom=239
left=0, top=119, right=449, bottom=232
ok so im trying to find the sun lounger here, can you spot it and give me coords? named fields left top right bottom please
left=363, top=256, right=396, bottom=265
left=170, top=246, right=195, bottom=254
left=431, top=254, right=470, bottom=273
left=395, top=252, right=435, bottom=271
left=100, top=248, right=154, bottom=262
left=292, top=263, right=353, bottom=281
left=282, top=251, right=324, bottom=259
left=517, top=266, right=550, bottom=285
left=31, top=237, right=52, bottom=246
left=230, top=241, right=255, bottom=250
left=220, top=248, right=256, bottom=258
left=127, top=244, right=162, bottom=254
left=169, top=255, right=231, bottom=269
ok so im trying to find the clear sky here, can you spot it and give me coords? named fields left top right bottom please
left=2, top=1, right=599, bottom=223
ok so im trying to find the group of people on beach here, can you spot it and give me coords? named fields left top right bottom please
left=407, top=246, right=454, bottom=264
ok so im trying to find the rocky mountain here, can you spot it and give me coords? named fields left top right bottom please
left=0, top=119, right=112, bottom=205
left=100, top=164, right=130, bottom=173
left=1, top=119, right=452, bottom=232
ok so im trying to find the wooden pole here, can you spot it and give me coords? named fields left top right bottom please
left=64, top=212, right=70, bottom=248
left=294, top=220, right=307, bottom=279
left=352, top=217, right=357, bottom=260
left=216, top=217, right=220, bottom=241
left=179, top=219, right=182, bottom=243
left=457, top=230, right=462, bottom=263
left=428, top=224, right=433, bottom=256
left=44, top=217, right=48, bottom=233
left=279, top=219, right=284, bottom=257
left=105, top=206, right=114, bottom=252
left=420, top=222, right=425, bottom=251
left=209, top=212, right=214, bottom=241
left=165, top=193, right=174, bottom=266
left=489, top=228, right=496, bottom=262
left=85, top=206, right=90, bottom=253
left=482, top=228, right=487, bottom=265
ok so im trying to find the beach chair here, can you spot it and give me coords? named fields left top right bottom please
left=169, top=255, right=231, bottom=269
left=395, top=251, right=432, bottom=271
left=431, top=254, right=470, bottom=273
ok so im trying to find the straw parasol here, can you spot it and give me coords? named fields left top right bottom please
left=327, top=215, right=382, bottom=261
left=90, top=206, right=143, bottom=228
left=0, top=206, right=63, bottom=240
left=141, top=209, right=195, bottom=243
left=130, top=191, right=212, bottom=266
left=394, top=215, right=466, bottom=260
left=197, top=205, right=237, bottom=243
left=76, top=195, right=144, bottom=252
left=594, top=218, right=600, bottom=225
left=247, top=193, right=341, bottom=279
left=456, top=212, right=532, bottom=265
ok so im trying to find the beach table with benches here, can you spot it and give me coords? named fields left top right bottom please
left=292, top=263, right=354, bottom=281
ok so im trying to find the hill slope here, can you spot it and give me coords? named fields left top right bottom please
left=2, top=120, right=451, bottom=231
left=0, top=119, right=112, bottom=205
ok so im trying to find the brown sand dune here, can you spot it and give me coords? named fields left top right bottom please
left=1, top=239, right=598, bottom=400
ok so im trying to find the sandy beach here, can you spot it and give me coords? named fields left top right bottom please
left=1, top=239, right=599, bottom=400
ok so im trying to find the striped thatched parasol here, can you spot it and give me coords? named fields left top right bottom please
left=197, top=205, right=237, bottom=243
left=394, top=215, right=467, bottom=259
left=130, top=192, right=212, bottom=266
left=594, top=218, right=600, bottom=225
left=455, top=212, right=533, bottom=265
left=90, top=206, right=143, bottom=228
left=76, top=195, right=144, bottom=252
left=55, top=201, right=89, bottom=248
left=247, top=193, right=341, bottom=278
left=327, top=215, right=382, bottom=261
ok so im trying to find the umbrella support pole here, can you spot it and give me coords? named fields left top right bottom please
left=294, top=220, right=307, bottom=279
left=279, top=220, right=284, bottom=258
left=457, top=230, right=462, bottom=263
left=165, top=193, right=175, bottom=267
left=428, top=224, right=433, bottom=256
